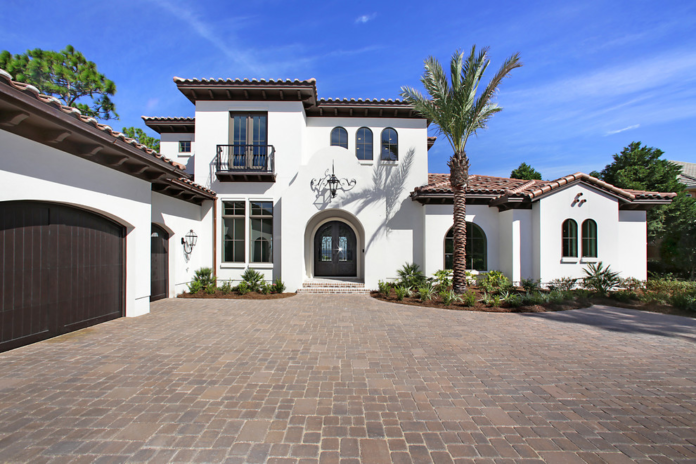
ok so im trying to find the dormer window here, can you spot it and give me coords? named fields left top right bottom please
left=356, top=127, right=373, bottom=161
left=331, top=127, right=348, bottom=149
left=381, top=128, right=398, bottom=161
left=179, top=141, right=191, bottom=153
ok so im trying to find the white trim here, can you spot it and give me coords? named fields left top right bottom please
left=580, top=257, right=598, bottom=263
left=560, top=257, right=578, bottom=263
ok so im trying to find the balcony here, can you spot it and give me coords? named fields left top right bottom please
left=215, top=145, right=276, bottom=182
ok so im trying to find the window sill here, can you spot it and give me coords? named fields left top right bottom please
left=380, top=160, right=398, bottom=165
left=178, top=153, right=193, bottom=157
left=580, top=257, right=598, bottom=263
left=560, top=257, right=579, bottom=264
left=249, top=263, right=274, bottom=269
left=220, top=263, right=246, bottom=269
left=358, top=160, right=374, bottom=166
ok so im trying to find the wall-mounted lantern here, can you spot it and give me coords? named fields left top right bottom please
left=182, top=229, right=198, bottom=254
left=310, top=161, right=356, bottom=199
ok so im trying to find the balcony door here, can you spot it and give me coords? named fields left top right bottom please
left=229, top=112, right=268, bottom=170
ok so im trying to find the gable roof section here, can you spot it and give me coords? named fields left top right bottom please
left=173, top=76, right=425, bottom=120
left=143, top=116, right=195, bottom=134
left=412, top=172, right=677, bottom=210
left=0, top=69, right=215, bottom=204
left=670, top=160, right=696, bottom=189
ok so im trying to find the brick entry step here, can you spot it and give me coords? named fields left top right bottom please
left=297, top=279, right=371, bottom=294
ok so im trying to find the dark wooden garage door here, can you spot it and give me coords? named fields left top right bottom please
left=0, top=201, right=125, bottom=353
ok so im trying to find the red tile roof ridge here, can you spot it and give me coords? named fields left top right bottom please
left=173, top=76, right=317, bottom=85
left=319, top=97, right=408, bottom=104
left=0, top=68, right=187, bottom=172
left=142, top=116, right=194, bottom=121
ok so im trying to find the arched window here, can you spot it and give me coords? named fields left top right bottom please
left=330, top=127, right=348, bottom=149
left=381, top=128, right=398, bottom=161
left=582, top=219, right=597, bottom=258
left=444, top=223, right=487, bottom=271
left=562, top=219, right=578, bottom=258
left=356, top=127, right=373, bottom=160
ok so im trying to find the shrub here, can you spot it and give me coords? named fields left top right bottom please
left=671, top=292, right=696, bottom=311
left=479, top=270, right=511, bottom=295
left=418, top=283, right=436, bottom=302
left=433, top=269, right=453, bottom=289
left=397, top=262, right=426, bottom=289
left=639, top=292, right=668, bottom=305
left=192, top=267, right=216, bottom=290
left=619, top=277, right=644, bottom=292
left=462, top=290, right=476, bottom=307
left=273, top=278, right=286, bottom=294
left=480, top=292, right=494, bottom=306
left=205, top=284, right=217, bottom=295
left=394, top=286, right=410, bottom=301
left=378, top=280, right=391, bottom=297
left=260, top=281, right=273, bottom=295
left=548, top=290, right=565, bottom=304
left=522, top=291, right=545, bottom=306
left=237, top=281, right=250, bottom=295
left=506, top=294, right=523, bottom=308
left=572, top=288, right=592, bottom=300
left=187, top=280, right=203, bottom=294
left=521, top=278, right=541, bottom=293
left=241, top=268, right=264, bottom=292
left=219, top=281, right=233, bottom=294
left=440, top=290, right=463, bottom=306
left=611, top=290, right=637, bottom=303
left=547, top=277, right=577, bottom=292
left=582, top=262, right=620, bottom=296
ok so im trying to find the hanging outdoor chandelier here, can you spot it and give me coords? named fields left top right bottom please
left=310, top=162, right=356, bottom=199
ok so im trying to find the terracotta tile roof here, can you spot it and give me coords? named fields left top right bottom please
left=415, top=172, right=678, bottom=202
left=142, top=116, right=194, bottom=122
left=173, top=77, right=317, bottom=86
left=171, top=177, right=216, bottom=197
left=0, top=69, right=186, bottom=171
left=318, top=98, right=411, bottom=105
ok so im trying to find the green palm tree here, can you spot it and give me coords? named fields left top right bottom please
left=401, top=46, right=522, bottom=293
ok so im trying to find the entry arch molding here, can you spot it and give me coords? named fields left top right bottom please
left=304, top=209, right=365, bottom=280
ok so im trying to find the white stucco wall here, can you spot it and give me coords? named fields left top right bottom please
left=160, top=133, right=195, bottom=175
left=536, top=183, right=645, bottom=282
left=423, top=204, right=500, bottom=279
left=151, top=193, right=214, bottom=296
left=0, top=130, right=153, bottom=317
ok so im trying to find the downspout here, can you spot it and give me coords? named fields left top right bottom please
left=213, top=199, right=217, bottom=279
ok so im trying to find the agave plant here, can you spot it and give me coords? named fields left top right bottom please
left=582, top=262, right=621, bottom=296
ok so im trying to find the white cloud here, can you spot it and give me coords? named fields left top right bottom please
left=605, top=124, right=640, bottom=136
left=355, top=13, right=377, bottom=24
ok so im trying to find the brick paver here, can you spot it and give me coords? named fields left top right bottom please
left=1, top=297, right=695, bottom=463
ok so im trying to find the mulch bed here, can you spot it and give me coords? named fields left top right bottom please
left=371, top=287, right=591, bottom=313
left=178, top=291, right=296, bottom=300
left=589, top=297, right=696, bottom=318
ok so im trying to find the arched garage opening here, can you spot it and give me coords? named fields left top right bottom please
left=0, top=201, right=125, bottom=353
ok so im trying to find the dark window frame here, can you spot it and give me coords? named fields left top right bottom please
left=250, top=201, right=273, bottom=263
left=330, top=127, right=348, bottom=149
left=582, top=219, right=598, bottom=258
left=444, top=223, right=487, bottom=271
left=381, top=128, right=398, bottom=161
left=222, top=201, right=245, bottom=263
left=179, top=140, right=191, bottom=153
left=562, top=219, right=579, bottom=258
left=356, top=127, right=373, bottom=161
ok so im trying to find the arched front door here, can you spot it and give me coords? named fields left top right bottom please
left=150, top=224, right=169, bottom=301
left=314, top=221, right=357, bottom=277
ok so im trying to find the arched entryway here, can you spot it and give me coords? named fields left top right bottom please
left=314, top=221, right=357, bottom=277
left=304, top=210, right=365, bottom=280
left=151, top=224, right=169, bottom=301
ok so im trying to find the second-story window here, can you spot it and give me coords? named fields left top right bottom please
left=179, top=141, right=191, bottom=153
left=250, top=201, right=273, bottom=263
left=331, top=127, right=348, bottom=149
left=356, top=127, right=373, bottom=161
left=381, top=128, right=398, bottom=161
left=229, top=112, right=268, bottom=169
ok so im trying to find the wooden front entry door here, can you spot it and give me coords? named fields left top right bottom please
left=150, top=224, right=169, bottom=302
left=0, top=201, right=125, bottom=353
left=314, top=221, right=357, bottom=277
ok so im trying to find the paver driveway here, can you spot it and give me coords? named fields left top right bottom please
left=1, top=296, right=695, bottom=464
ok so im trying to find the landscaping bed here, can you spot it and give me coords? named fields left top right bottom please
left=176, top=267, right=294, bottom=300
left=179, top=290, right=295, bottom=300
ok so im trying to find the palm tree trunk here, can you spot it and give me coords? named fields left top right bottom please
left=449, top=152, right=470, bottom=294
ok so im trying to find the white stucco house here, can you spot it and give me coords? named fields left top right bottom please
left=0, top=69, right=676, bottom=351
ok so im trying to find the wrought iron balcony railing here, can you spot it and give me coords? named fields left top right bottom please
left=215, top=145, right=275, bottom=182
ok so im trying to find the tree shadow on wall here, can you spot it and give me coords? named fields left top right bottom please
left=336, top=147, right=416, bottom=252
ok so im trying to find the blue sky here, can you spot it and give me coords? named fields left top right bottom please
left=1, top=0, right=695, bottom=178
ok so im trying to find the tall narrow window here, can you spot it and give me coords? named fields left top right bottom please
left=228, top=112, right=268, bottom=169
left=381, top=128, right=398, bottom=161
left=222, top=201, right=245, bottom=262
left=331, top=127, right=348, bottom=149
left=444, top=223, right=487, bottom=271
left=250, top=201, right=273, bottom=263
left=179, top=141, right=191, bottom=153
left=356, top=127, right=373, bottom=160
left=582, top=219, right=598, bottom=258
left=562, top=219, right=578, bottom=258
